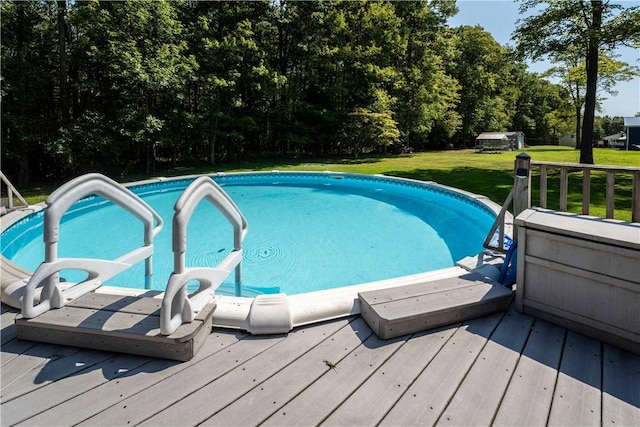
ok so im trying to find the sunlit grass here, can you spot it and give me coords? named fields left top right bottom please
left=19, top=146, right=639, bottom=221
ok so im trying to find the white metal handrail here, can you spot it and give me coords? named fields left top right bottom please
left=22, top=173, right=163, bottom=318
left=161, top=176, right=248, bottom=335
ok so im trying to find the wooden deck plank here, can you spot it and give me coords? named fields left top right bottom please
left=1, top=343, right=74, bottom=395
left=379, top=313, right=503, bottom=426
left=1, top=338, right=37, bottom=367
left=79, top=332, right=288, bottom=425
left=1, top=306, right=18, bottom=344
left=1, top=348, right=112, bottom=402
left=602, top=344, right=640, bottom=426
left=260, top=326, right=408, bottom=426
left=0, top=303, right=637, bottom=427
left=320, top=325, right=458, bottom=426
left=1, top=353, right=151, bottom=426
left=436, top=307, right=535, bottom=426
left=547, top=330, right=602, bottom=426
left=492, top=319, right=566, bottom=426
left=146, top=317, right=365, bottom=426
left=17, top=329, right=245, bottom=426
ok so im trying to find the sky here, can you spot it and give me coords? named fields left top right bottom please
left=447, top=0, right=640, bottom=118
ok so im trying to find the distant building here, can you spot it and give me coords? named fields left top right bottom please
left=602, top=132, right=626, bottom=148
left=475, top=131, right=524, bottom=152
left=623, top=117, right=640, bottom=150
left=558, top=134, right=576, bottom=148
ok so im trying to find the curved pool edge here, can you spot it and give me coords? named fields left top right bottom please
left=0, top=171, right=512, bottom=334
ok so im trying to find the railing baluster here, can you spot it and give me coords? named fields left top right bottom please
left=539, top=165, right=548, bottom=208
left=633, top=171, right=640, bottom=223
left=559, top=167, right=568, bottom=212
left=606, top=171, right=615, bottom=219
left=582, top=169, right=590, bottom=215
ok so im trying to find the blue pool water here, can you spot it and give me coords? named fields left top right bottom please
left=1, top=173, right=496, bottom=296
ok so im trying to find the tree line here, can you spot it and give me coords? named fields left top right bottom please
left=0, top=0, right=626, bottom=185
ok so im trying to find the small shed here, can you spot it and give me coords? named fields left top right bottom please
left=558, top=134, right=576, bottom=148
left=623, top=117, right=640, bottom=150
left=475, top=132, right=524, bottom=152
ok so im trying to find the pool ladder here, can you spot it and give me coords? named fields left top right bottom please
left=19, top=173, right=247, bottom=335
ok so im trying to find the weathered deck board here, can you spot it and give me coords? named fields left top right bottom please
left=78, top=333, right=286, bottom=426
left=492, top=319, right=566, bottom=426
left=602, top=344, right=640, bottom=426
left=17, top=329, right=245, bottom=426
left=197, top=317, right=371, bottom=426
left=1, top=353, right=150, bottom=426
left=378, top=313, right=502, bottom=426
left=260, top=326, right=407, bottom=426
left=547, top=330, right=602, bottom=426
left=319, top=325, right=457, bottom=426
left=141, top=317, right=361, bottom=426
left=436, top=308, right=535, bottom=426
left=1, top=302, right=639, bottom=427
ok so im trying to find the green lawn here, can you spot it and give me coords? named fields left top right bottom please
left=19, top=146, right=640, bottom=222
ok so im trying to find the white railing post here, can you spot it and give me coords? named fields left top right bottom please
left=513, top=153, right=532, bottom=217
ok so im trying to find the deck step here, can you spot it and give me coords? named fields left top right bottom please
left=15, top=292, right=215, bottom=361
left=359, top=272, right=513, bottom=339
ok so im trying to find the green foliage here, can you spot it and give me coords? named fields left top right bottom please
left=2, top=0, right=598, bottom=185
left=338, top=108, right=400, bottom=158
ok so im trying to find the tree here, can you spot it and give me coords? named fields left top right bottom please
left=449, top=26, right=516, bottom=146
left=515, top=0, right=640, bottom=164
left=338, top=108, right=400, bottom=158
left=544, top=49, right=638, bottom=150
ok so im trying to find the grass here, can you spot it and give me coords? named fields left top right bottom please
left=15, top=146, right=640, bottom=222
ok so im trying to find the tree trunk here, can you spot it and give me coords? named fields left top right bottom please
left=57, top=1, right=70, bottom=124
left=580, top=0, right=602, bottom=164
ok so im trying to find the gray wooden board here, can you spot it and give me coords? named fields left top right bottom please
left=1, top=348, right=113, bottom=403
left=436, top=307, right=536, bottom=426
left=16, top=302, right=211, bottom=342
left=68, top=292, right=163, bottom=314
left=1, top=338, right=37, bottom=367
left=514, top=208, right=640, bottom=250
left=143, top=317, right=363, bottom=426
left=358, top=272, right=494, bottom=305
left=602, top=344, right=640, bottom=426
left=200, top=317, right=375, bottom=426
left=16, top=328, right=246, bottom=427
left=0, top=342, right=75, bottom=396
left=368, top=282, right=511, bottom=319
left=320, top=325, right=459, bottom=426
left=1, top=307, right=18, bottom=348
left=379, top=313, right=503, bottom=426
left=79, top=332, right=288, bottom=425
left=492, top=318, right=566, bottom=426
left=1, top=353, right=151, bottom=426
left=260, top=325, right=408, bottom=426
left=547, top=330, right=602, bottom=426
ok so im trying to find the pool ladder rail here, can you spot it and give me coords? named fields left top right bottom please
left=14, top=173, right=247, bottom=360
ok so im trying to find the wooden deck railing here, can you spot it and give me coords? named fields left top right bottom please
left=484, top=153, right=640, bottom=253
left=531, top=160, right=640, bottom=223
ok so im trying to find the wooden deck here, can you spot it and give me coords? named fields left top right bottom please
left=2, top=301, right=639, bottom=426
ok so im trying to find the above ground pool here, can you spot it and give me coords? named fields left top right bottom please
left=1, top=172, right=497, bottom=298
